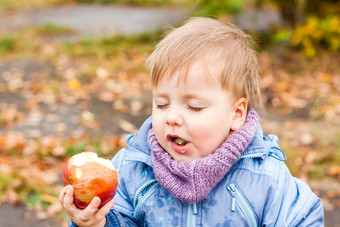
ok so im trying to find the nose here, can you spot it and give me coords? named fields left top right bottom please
left=166, top=106, right=183, bottom=126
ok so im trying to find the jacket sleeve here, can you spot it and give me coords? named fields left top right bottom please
left=108, top=148, right=140, bottom=226
left=263, top=164, right=324, bottom=226
left=103, top=209, right=136, bottom=227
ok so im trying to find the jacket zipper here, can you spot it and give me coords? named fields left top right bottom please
left=227, top=183, right=258, bottom=227
left=133, top=179, right=159, bottom=218
left=239, top=152, right=265, bottom=159
left=187, top=203, right=197, bottom=227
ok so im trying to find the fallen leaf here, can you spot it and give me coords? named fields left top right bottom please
left=99, top=91, right=115, bottom=102
left=41, top=194, right=59, bottom=204
left=7, top=190, right=20, bottom=204
left=327, top=191, right=340, bottom=198
left=68, top=79, right=81, bottom=90
left=96, top=67, right=109, bottom=79
left=328, top=166, right=340, bottom=176
left=118, top=119, right=137, bottom=133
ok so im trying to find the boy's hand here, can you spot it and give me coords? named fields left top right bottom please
left=59, top=185, right=115, bottom=227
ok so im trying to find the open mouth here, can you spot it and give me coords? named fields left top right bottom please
left=172, top=137, right=187, bottom=146
left=167, top=135, right=190, bottom=154
left=167, top=135, right=188, bottom=146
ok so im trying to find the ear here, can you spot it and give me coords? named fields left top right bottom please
left=230, top=97, right=247, bottom=131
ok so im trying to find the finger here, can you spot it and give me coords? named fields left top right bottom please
left=59, top=186, right=69, bottom=203
left=82, top=197, right=101, bottom=218
left=63, top=185, right=75, bottom=208
left=96, top=199, right=115, bottom=219
left=61, top=185, right=78, bottom=216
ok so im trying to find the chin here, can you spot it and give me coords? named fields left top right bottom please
left=170, top=153, right=195, bottom=162
left=163, top=145, right=195, bottom=162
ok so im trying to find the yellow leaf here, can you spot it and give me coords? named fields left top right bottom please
left=320, top=73, right=333, bottom=84
left=328, top=166, right=340, bottom=176
left=273, top=82, right=288, bottom=92
left=291, top=33, right=301, bottom=46
left=330, top=16, right=340, bottom=30
left=68, top=79, right=81, bottom=89
left=42, top=194, right=59, bottom=204
left=304, top=46, right=316, bottom=57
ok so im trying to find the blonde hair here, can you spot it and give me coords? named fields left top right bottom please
left=146, top=17, right=262, bottom=111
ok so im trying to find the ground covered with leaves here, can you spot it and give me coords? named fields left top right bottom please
left=0, top=9, right=340, bottom=226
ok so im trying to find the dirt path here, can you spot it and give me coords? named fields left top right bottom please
left=0, top=203, right=60, bottom=227
left=0, top=4, right=190, bottom=41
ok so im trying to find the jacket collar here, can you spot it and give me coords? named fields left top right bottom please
left=242, top=123, right=281, bottom=159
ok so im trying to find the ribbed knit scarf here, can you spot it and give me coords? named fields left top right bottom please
left=148, top=109, right=258, bottom=203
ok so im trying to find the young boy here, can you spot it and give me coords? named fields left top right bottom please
left=59, top=17, right=324, bottom=226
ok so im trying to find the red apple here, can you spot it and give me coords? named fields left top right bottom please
left=62, top=152, right=118, bottom=209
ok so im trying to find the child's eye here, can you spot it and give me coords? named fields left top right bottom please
left=188, top=105, right=204, bottom=112
left=156, top=104, right=168, bottom=109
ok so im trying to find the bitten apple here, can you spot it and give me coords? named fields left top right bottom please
left=62, top=152, right=118, bottom=209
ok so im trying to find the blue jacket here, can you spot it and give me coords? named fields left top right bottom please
left=70, top=117, right=324, bottom=227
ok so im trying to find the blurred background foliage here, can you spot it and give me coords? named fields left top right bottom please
left=1, top=0, right=340, bottom=57
left=0, top=0, right=339, bottom=225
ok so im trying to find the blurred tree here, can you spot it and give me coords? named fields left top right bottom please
left=305, top=0, right=322, bottom=16
left=276, top=0, right=297, bottom=27
left=273, top=0, right=340, bottom=27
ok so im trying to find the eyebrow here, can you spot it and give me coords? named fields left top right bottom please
left=153, top=91, right=168, bottom=97
left=182, top=93, right=200, bottom=99
left=182, top=93, right=209, bottom=101
left=153, top=90, right=209, bottom=100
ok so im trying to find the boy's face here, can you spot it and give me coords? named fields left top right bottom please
left=152, top=63, right=239, bottom=162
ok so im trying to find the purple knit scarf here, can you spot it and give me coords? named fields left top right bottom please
left=148, top=109, right=258, bottom=203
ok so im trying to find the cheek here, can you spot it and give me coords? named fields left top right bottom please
left=189, top=112, right=229, bottom=133
left=152, top=117, right=163, bottom=141
left=189, top=123, right=214, bottom=140
left=190, top=116, right=231, bottom=144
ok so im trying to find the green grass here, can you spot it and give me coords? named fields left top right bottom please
left=61, top=31, right=159, bottom=59
left=77, top=0, right=173, bottom=5
left=0, top=0, right=66, bottom=10
left=0, top=37, right=16, bottom=55
left=37, top=23, right=74, bottom=35
left=193, top=0, right=254, bottom=17
left=65, top=141, right=89, bottom=157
